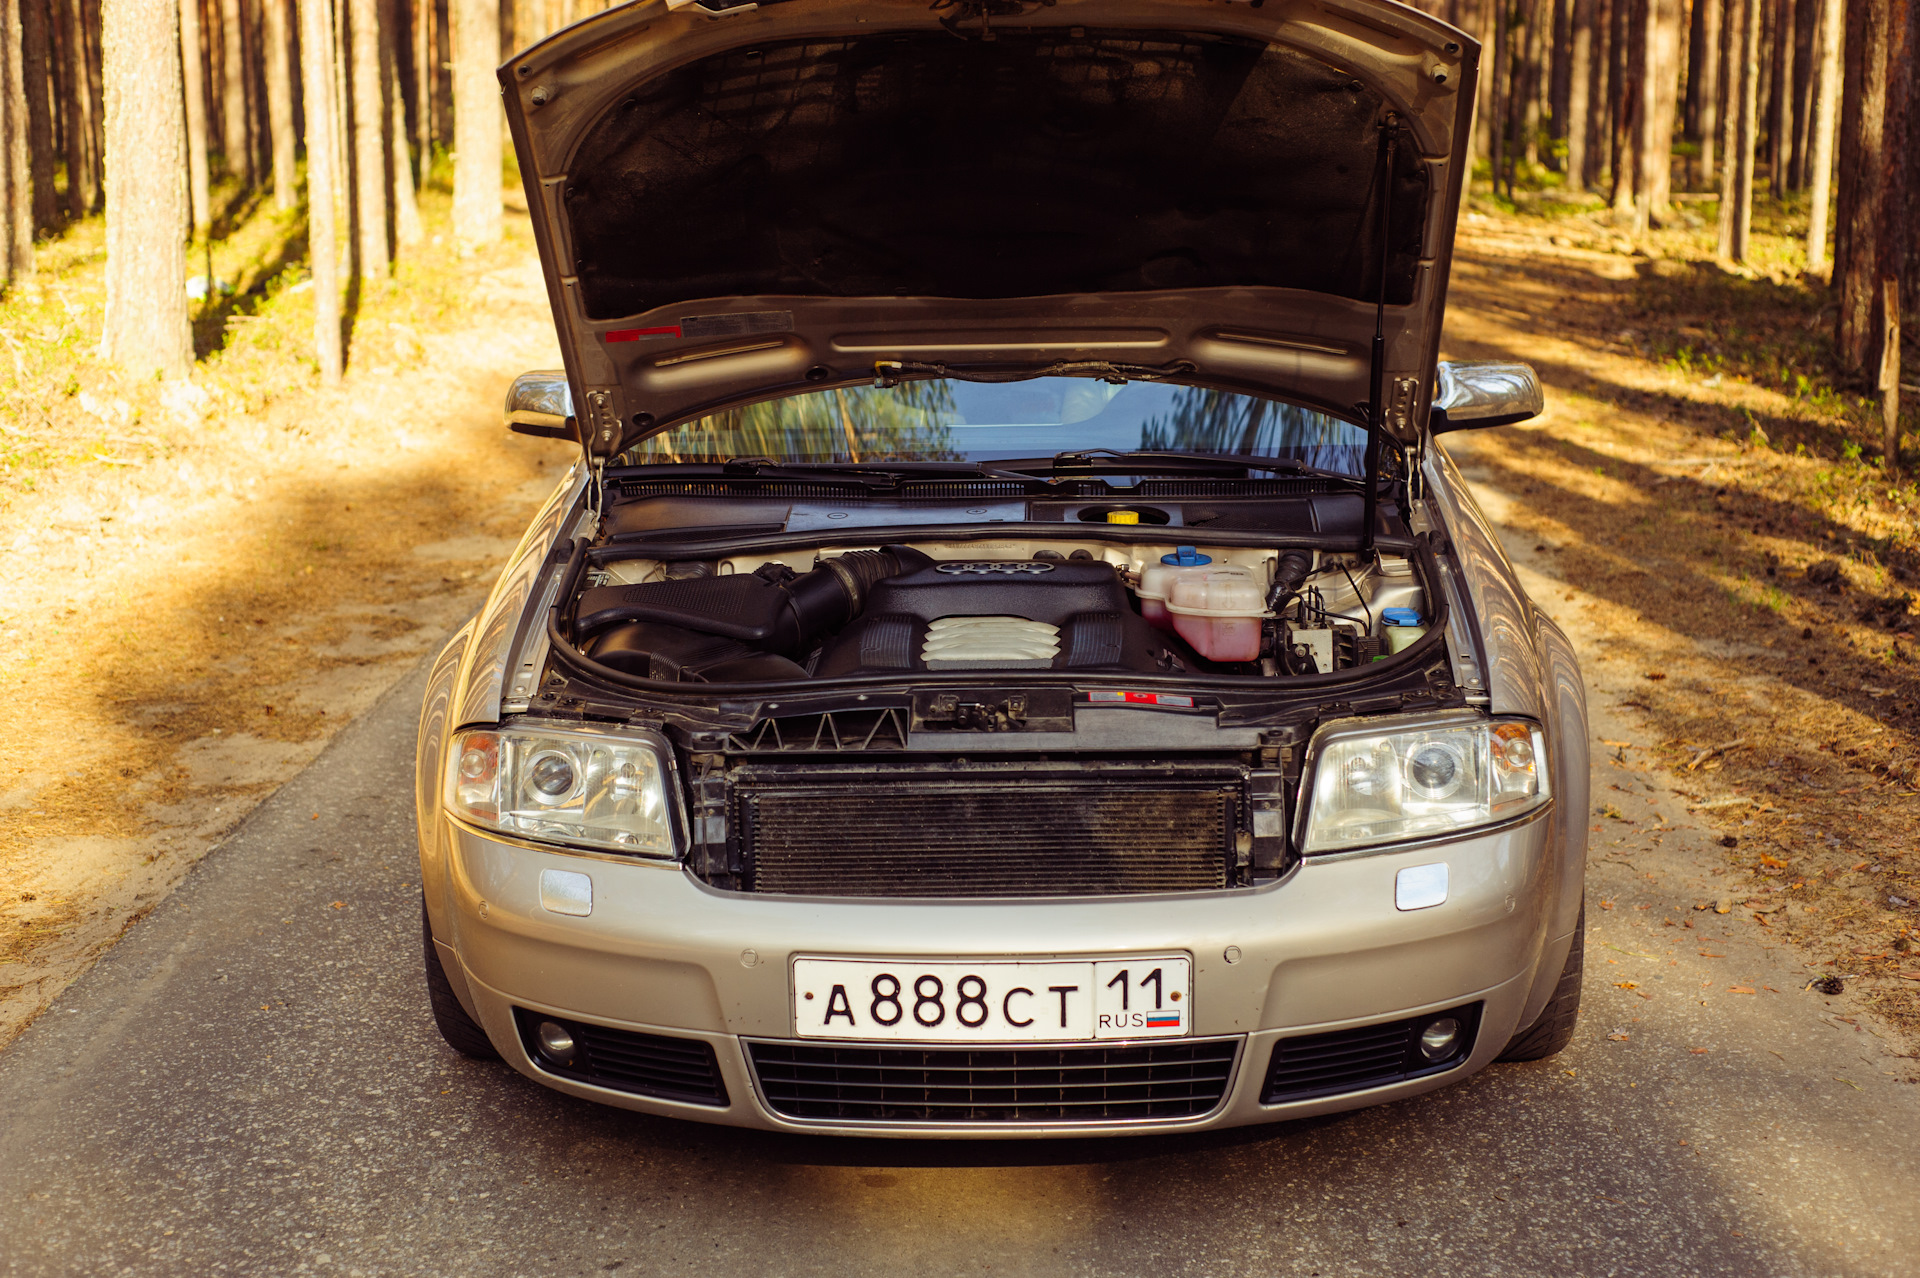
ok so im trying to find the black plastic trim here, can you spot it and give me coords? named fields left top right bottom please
left=1261, top=1001, right=1482, bottom=1104
left=513, top=1008, right=729, bottom=1106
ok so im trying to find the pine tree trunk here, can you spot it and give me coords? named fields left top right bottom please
left=1648, top=0, right=1681, bottom=214
left=1490, top=0, right=1510, bottom=197
left=1903, top=0, right=1920, bottom=339
left=81, top=0, right=103, bottom=201
left=1804, top=0, right=1842, bottom=268
left=1615, top=0, right=1643, bottom=215
left=1686, top=0, right=1706, bottom=138
left=411, top=0, right=429, bottom=168
left=179, top=0, right=211, bottom=232
left=1608, top=0, right=1631, bottom=205
left=297, top=0, right=341, bottom=381
left=450, top=0, right=497, bottom=246
left=1717, top=0, right=1748, bottom=253
left=99, top=0, right=192, bottom=376
left=348, top=0, right=387, bottom=277
left=1731, top=0, right=1761, bottom=257
left=55, top=0, right=93, bottom=213
left=1869, top=0, right=1911, bottom=389
left=386, top=0, right=419, bottom=246
left=1834, top=0, right=1891, bottom=373
left=246, top=0, right=268, bottom=176
left=46, top=0, right=63, bottom=169
left=1466, top=0, right=1494, bottom=193
left=432, top=0, right=450, bottom=148
left=2, top=0, right=30, bottom=280
left=1768, top=0, right=1795, bottom=193
left=1788, top=0, right=1817, bottom=184
left=1633, top=0, right=1657, bottom=229
left=1568, top=0, right=1595, bottom=190
left=1697, top=0, right=1723, bottom=182
left=261, top=0, right=295, bottom=209
left=1585, top=0, right=1612, bottom=188
left=24, top=0, right=56, bottom=231
left=219, top=0, right=251, bottom=183
left=1521, top=0, right=1544, bottom=169
left=1550, top=0, right=1573, bottom=170
left=331, top=0, right=348, bottom=224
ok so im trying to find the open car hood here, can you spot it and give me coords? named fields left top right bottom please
left=500, top=0, right=1478, bottom=458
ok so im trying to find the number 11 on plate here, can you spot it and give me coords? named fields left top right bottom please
left=790, top=956, right=1193, bottom=1042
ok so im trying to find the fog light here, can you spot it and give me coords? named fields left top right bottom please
left=536, top=1020, right=578, bottom=1065
left=1418, top=1017, right=1462, bottom=1062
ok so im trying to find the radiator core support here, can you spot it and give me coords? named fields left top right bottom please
left=697, top=755, right=1253, bottom=898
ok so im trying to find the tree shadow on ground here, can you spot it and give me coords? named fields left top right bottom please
left=189, top=223, right=311, bottom=362
left=1452, top=425, right=1919, bottom=734
left=1448, top=244, right=1899, bottom=465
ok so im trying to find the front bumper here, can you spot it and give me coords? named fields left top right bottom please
left=431, top=811, right=1566, bottom=1137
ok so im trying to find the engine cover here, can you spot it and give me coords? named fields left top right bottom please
left=858, top=559, right=1130, bottom=624
left=813, top=559, right=1187, bottom=676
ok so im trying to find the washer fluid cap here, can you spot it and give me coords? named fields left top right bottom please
left=1161, top=546, right=1211, bottom=566
left=1106, top=510, right=1140, bottom=524
left=1381, top=607, right=1423, bottom=627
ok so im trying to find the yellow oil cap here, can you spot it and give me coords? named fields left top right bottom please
left=1106, top=510, right=1140, bottom=524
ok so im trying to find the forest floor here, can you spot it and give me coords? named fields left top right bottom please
left=0, top=178, right=1915, bottom=1053
left=1442, top=187, right=1920, bottom=1047
left=0, top=173, right=565, bottom=1043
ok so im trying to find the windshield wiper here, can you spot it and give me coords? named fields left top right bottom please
left=1058, top=449, right=1320, bottom=474
left=978, top=449, right=1365, bottom=483
left=620, top=458, right=1041, bottom=486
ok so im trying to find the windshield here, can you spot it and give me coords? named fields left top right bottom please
left=622, top=379, right=1366, bottom=476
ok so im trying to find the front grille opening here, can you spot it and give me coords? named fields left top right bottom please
left=513, top=1008, right=729, bottom=1107
left=749, top=1039, right=1240, bottom=1124
left=1261, top=1002, right=1483, bottom=1104
left=733, top=766, right=1241, bottom=898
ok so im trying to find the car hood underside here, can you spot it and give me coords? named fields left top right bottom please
left=500, top=0, right=1479, bottom=455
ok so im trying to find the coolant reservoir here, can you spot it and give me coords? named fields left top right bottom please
left=1167, top=563, right=1266, bottom=662
left=1136, top=546, right=1211, bottom=631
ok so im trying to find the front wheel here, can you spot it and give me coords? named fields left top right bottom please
left=1496, top=902, right=1584, bottom=1062
left=422, top=900, right=499, bottom=1060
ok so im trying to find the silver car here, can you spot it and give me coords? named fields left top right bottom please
left=415, top=0, right=1589, bottom=1137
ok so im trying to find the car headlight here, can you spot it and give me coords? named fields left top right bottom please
left=1299, top=714, right=1549, bottom=855
left=444, top=722, right=678, bottom=857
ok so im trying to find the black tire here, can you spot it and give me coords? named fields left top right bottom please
left=422, top=901, right=500, bottom=1060
left=1497, top=902, right=1585, bottom=1062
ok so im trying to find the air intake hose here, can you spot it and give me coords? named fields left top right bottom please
left=574, top=545, right=933, bottom=660
left=780, top=548, right=926, bottom=650
left=1266, top=551, right=1313, bottom=612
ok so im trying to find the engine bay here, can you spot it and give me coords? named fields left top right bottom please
left=567, top=535, right=1432, bottom=685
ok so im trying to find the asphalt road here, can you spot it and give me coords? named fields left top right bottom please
left=3, top=656, right=1919, bottom=1278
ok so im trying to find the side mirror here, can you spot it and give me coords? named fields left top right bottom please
left=1430, top=361, right=1544, bottom=433
left=506, top=370, right=578, bottom=442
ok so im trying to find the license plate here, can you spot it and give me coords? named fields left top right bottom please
left=791, top=956, right=1192, bottom=1042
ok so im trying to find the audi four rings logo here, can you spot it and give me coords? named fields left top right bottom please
left=934, top=562, right=1057, bottom=574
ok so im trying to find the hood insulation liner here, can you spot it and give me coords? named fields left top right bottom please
left=564, top=29, right=1430, bottom=320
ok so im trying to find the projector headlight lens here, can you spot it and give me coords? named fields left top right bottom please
left=1301, top=715, right=1549, bottom=855
left=445, top=723, right=677, bottom=857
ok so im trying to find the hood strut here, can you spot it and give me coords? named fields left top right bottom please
left=1361, top=114, right=1399, bottom=556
